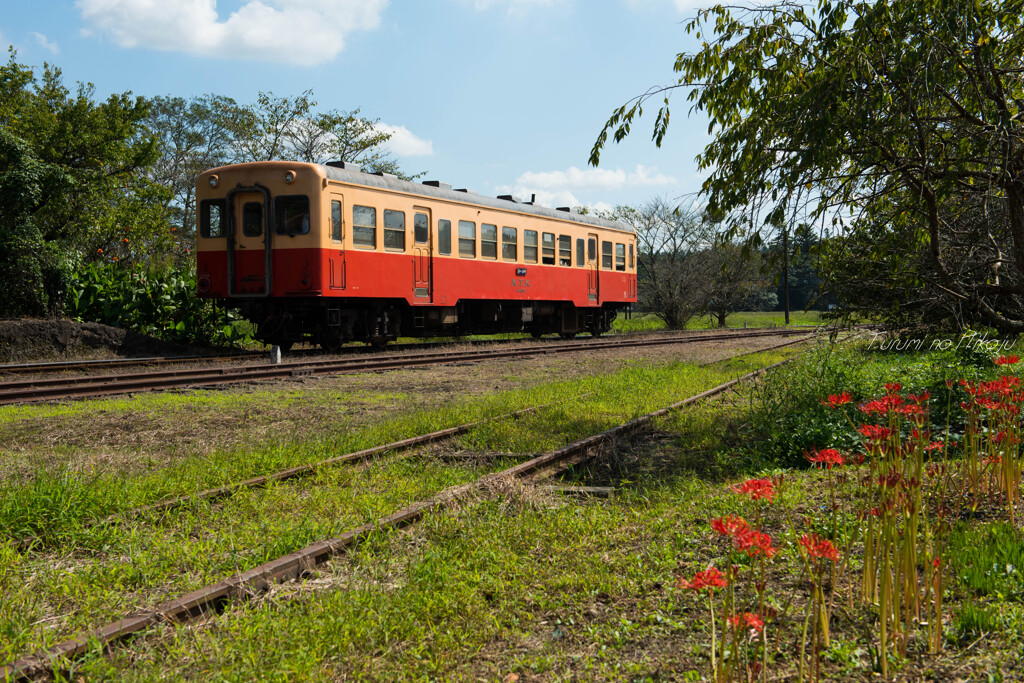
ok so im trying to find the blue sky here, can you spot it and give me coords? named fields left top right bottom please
left=2, top=0, right=717, bottom=212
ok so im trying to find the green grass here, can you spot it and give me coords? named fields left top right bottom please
left=9, top=336, right=1021, bottom=681
left=612, top=310, right=825, bottom=334
left=0, top=346, right=800, bottom=667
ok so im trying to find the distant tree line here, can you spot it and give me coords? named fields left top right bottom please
left=0, top=50, right=411, bottom=334
left=599, top=198, right=830, bottom=329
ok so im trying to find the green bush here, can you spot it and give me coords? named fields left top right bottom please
left=67, top=260, right=247, bottom=346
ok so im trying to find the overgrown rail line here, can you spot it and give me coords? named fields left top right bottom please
left=0, top=327, right=817, bottom=405
left=0, top=326, right=817, bottom=376
left=1, top=344, right=804, bottom=681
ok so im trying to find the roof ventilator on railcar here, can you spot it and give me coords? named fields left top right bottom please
left=325, top=160, right=361, bottom=172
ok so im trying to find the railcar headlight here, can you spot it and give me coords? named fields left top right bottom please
left=284, top=170, right=296, bottom=184
left=208, top=175, right=219, bottom=188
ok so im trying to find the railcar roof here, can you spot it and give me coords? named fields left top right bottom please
left=320, top=164, right=635, bottom=235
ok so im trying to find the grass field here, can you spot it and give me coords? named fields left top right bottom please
left=2, top=334, right=1022, bottom=681
left=613, top=310, right=825, bottom=334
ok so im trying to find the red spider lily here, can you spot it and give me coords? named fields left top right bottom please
left=677, top=567, right=728, bottom=592
left=994, top=355, right=1020, bottom=365
left=885, top=382, right=902, bottom=394
left=733, top=529, right=778, bottom=558
left=933, top=557, right=942, bottom=569
left=728, top=612, right=765, bottom=633
left=908, top=391, right=931, bottom=404
left=808, top=448, right=844, bottom=469
left=858, top=424, right=893, bottom=442
left=859, top=395, right=904, bottom=415
left=983, top=455, right=1003, bottom=466
left=710, top=515, right=750, bottom=537
left=799, top=533, right=840, bottom=562
left=821, top=392, right=853, bottom=408
left=993, top=431, right=1019, bottom=445
left=924, top=441, right=945, bottom=452
left=731, top=478, right=775, bottom=502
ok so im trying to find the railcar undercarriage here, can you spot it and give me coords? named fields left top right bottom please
left=235, top=298, right=621, bottom=349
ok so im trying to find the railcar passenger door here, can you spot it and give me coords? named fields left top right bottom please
left=229, top=188, right=271, bottom=296
left=586, top=233, right=600, bottom=302
left=329, top=194, right=346, bottom=290
left=412, top=207, right=432, bottom=301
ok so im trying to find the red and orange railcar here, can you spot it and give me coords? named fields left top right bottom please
left=195, top=161, right=637, bottom=348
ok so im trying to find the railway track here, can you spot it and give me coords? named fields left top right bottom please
left=1, top=345, right=801, bottom=681
left=0, top=327, right=819, bottom=405
left=0, top=325, right=819, bottom=377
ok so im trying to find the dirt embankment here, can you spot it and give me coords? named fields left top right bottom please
left=0, top=319, right=196, bottom=363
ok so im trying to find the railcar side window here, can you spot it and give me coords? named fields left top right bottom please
left=602, top=241, right=613, bottom=269
left=481, top=223, right=498, bottom=259
left=414, top=213, right=429, bottom=244
left=524, top=230, right=538, bottom=263
left=353, top=205, right=377, bottom=249
left=459, top=220, right=476, bottom=258
left=242, top=202, right=263, bottom=237
left=383, top=209, right=406, bottom=251
left=615, top=243, right=626, bottom=271
left=542, top=232, right=556, bottom=265
left=588, top=238, right=596, bottom=261
left=200, top=199, right=225, bottom=238
left=502, top=227, right=517, bottom=260
left=438, top=219, right=452, bottom=255
left=331, top=200, right=343, bottom=242
left=558, top=235, right=571, bottom=266
left=275, top=195, right=310, bottom=235
left=629, top=244, right=634, bottom=269
left=576, top=238, right=584, bottom=267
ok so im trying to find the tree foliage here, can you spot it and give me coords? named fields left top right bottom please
left=591, top=0, right=1024, bottom=332
left=0, top=50, right=165, bottom=316
left=613, top=198, right=775, bottom=328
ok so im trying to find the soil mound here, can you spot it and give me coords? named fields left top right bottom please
left=0, top=319, right=197, bottom=363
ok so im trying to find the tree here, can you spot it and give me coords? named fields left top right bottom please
left=614, top=198, right=715, bottom=329
left=0, top=50, right=166, bottom=315
left=590, top=0, right=1024, bottom=332
left=225, top=91, right=413, bottom=177
left=704, top=243, right=777, bottom=327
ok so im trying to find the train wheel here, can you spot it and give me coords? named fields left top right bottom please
left=530, top=330, right=543, bottom=339
left=560, top=332, right=576, bottom=340
left=369, top=336, right=389, bottom=349
left=590, top=328, right=602, bottom=338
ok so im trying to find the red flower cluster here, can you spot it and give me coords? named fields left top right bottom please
left=859, top=395, right=904, bottom=415
left=710, top=515, right=749, bottom=537
left=799, top=533, right=840, bottom=562
left=677, top=567, right=728, bottom=592
left=731, top=478, right=776, bottom=502
left=821, top=392, right=853, bottom=408
left=728, top=612, right=765, bottom=633
left=857, top=424, right=893, bottom=442
left=994, top=355, right=1020, bottom=365
left=734, top=529, right=778, bottom=558
left=808, top=448, right=844, bottom=469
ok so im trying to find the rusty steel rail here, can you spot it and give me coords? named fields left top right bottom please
left=0, top=349, right=802, bottom=682
left=0, top=327, right=818, bottom=405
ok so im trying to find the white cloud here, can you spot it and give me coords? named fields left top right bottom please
left=375, top=123, right=434, bottom=157
left=76, top=0, right=388, bottom=66
left=32, top=32, right=60, bottom=54
left=494, top=164, right=677, bottom=208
